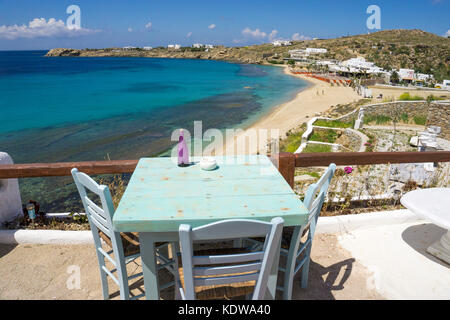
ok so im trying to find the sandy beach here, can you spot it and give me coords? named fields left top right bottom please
left=219, top=66, right=361, bottom=155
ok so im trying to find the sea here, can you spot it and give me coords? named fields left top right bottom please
left=0, top=50, right=308, bottom=212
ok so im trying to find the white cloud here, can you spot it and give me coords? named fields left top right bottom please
left=291, top=33, right=311, bottom=41
left=268, top=30, right=278, bottom=41
left=444, top=30, right=450, bottom=37
left=0, top=18, right=97, bottom=40
left=242, top=27, right=267, bottom=38
left=186, top=31, right=192, bottom=38
left=208, top=24, right=216, bottom=29
left=128, top=27, right=133, bottom=32
left=145, top=22, right=152, bottom=29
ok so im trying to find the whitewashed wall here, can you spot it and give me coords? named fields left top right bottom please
left=0, top=152, right=23, bottom=225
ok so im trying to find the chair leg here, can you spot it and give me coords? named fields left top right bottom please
left=171, top=242, right=182, bottom=300
left=95, top=251, right=110, bottom=300
left=300, top=246, right=312, bottom=289
left=117, top=264, right=130, bottom=300
left=282, top=228, right=302, bottom=300
left=99, top=268, right=110, bottom=300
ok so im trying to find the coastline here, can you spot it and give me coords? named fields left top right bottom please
left=220, top=66, right=362, bottom=155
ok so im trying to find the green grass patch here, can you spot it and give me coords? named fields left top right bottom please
left=398, top=92, right=424, bottom=101
left=426, top=94, right=446, bottom=102
left=305, top=171, right=321, bottom=178
left=413, top=115, right=427, bottom=125
left=309, top=129, right=338, bottom=144
left=303, top=144, right=332, bottom=153
left=280, top=130, right=304, bottom=153
left=364, top=114, right=392, bottom=125
left=314, top=119, right=353, bottom=128
left=294, top=170, right=321, bottom=179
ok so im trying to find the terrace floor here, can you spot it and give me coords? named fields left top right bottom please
left=0, top=212, right=448, bottom=300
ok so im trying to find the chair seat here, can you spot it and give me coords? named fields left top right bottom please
left=98, top=231, right=165, bottom=257
left=249, top=225, right=310, bottom=250
left=281, top=225, right=310, bottom=249
left=178, top=248, right=256, bottom=300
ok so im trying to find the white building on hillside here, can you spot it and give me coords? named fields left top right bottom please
left=168, top=44, right=181, bottom=50
left=123, top=46, right=136, bottom=50
left=305, top=48, right=327, bottom=54
left=288, top=48, right=327, bottom=59
left=193, top=43, right=214, bottom=49
left=143, top=46, right=153, bottom=50
left=436, top=80, right=450, bottom=90
left=340, top=57, right=388, bottom=75
left=415, top=73, right=434, bottom=82
left=398, top=69, right=415, bottom=82
left=272, top=40, right=292, bottom=46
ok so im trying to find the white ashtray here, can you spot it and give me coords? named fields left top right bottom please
left=200, top=157, right=217, bottom=171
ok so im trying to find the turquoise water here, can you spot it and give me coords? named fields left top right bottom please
left=0, top=50, right=308, bottom=212
left=0, top=51, right=307, bottom=163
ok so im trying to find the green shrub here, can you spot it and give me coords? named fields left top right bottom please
left=426, top=94, right=444, bottom=102
left=364, top=114, right=392, bottom=125
left=400, top=113, right=409, bottom=123
left=280, top=130, right=304, bottom=153
left=314, top=119, right=353, bottom=128
left=268, top=60, right=284, bottom=64
left=309, top=129, right=338, bottom=143
left=398, top=92, right=424, bottom=101
left=413, top=115, right=427, bottom=125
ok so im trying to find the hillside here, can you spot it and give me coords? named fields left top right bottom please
left=47, top=29, right=450, bottom=81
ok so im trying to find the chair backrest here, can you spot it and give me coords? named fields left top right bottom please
left=302, top=163, right=336, bottom=234
left=71, top=168, right=123, bottom=253
left=179, top=217, right=284, bottom=300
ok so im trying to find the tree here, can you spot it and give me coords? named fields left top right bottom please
left=390, top=70, right=400, bottom=84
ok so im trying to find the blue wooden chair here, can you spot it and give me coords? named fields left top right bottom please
left=176, top=217, right=284, bottom=300
left=243, top=163, right=336, bottom=299
left=278, top=163, right=336, bottom=299
left=71, top=168, right=177, bottom=300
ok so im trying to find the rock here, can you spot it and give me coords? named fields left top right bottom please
left=294, top=175, right=316, bottom=183
left=409, top=136, right=419, bottom=147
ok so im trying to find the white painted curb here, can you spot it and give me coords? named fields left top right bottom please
left=0, top=229, right=93, bottom=245
left=0, top=209, right=424, bottom=245
left=315, top=209, right=424, bottom=234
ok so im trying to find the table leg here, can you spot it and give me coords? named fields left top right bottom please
left=265, top=241, right=280, bottom=300
left=427, top=230, right=450, bottom=265
left=139, top=232, right=161, bottom=300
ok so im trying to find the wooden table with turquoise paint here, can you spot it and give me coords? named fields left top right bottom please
left=113, top=155, right=309, bottom=300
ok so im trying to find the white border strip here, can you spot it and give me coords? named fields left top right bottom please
left=0, top=209, right=424, bottom=244
left=315, top=209, right=424, bottom=234
left=0, top=230, right=93, bottom=245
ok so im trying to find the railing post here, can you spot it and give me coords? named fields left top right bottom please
left=275, top=152, right=295, bottom=189
left=0, top=152, right=23, bottom=224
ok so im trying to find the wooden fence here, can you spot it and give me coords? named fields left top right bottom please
left=1, top=151, right=449, bottom=189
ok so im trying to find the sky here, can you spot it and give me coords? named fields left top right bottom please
left=0, top=0, right=449, bottom=50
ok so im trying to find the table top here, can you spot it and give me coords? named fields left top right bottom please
left=400, top=188, right=450, bottom=230
left=113, top=155, right=308, bottom=232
